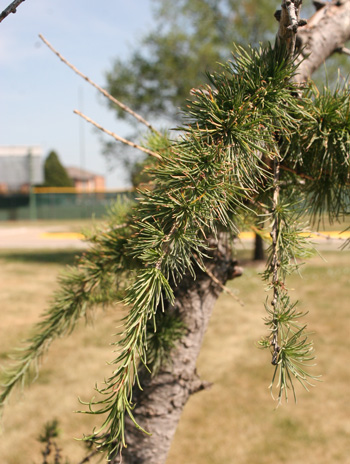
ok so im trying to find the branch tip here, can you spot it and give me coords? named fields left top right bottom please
left=274, top=9, right=282, bottom=21
left=0, top=0, right=26, bottom=23
left=74, top=109, right=162, bottom=160
left=335, top=46, right=350, bottom=56
left=313, top=0, right=327, bottom=10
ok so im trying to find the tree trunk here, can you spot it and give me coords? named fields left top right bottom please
left=112, top=236, right=241, bottom=463
left=296, top=0, right=350, bottom=82
left=111, top=2, right=350, bottom=462
left=253, top=233, right=265, bottom=261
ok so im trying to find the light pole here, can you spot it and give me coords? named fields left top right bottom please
left=28, top=148, right=37, bottom=221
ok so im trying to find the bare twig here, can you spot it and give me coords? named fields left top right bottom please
left=77, top=448, right=99, bottom=464
left=280, top=164, right=350, bottom=186
left=155, top=222, right=178, bottom=270
left=204, top=265, right=245, bottom=307
left=0, top=0, right=26, bottom=23
left=74, top=110, right=162, bottom=160
left=279, top=164, right=314, bottom=181
left=336, top=46, right=350, bottom=56
left=313, top=0, right=327, bottom=11
left=307, top=230, right=349, bottom=241
left=276, top=0, right=305, bottom=56
left=270, top=158, right=281, bottom=365
left=39, top=34, right=161, bottom=136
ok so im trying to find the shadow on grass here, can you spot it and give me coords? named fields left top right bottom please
left=0, top=250, right=80, bottom=265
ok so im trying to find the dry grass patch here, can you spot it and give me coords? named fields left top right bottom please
left=0, top=250, right=124, bottom=463
left=0, top=250, right=349, bottom=463
left=167, top=251, right=350, bottom=464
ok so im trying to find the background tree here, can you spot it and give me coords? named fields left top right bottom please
left=43, top=150, right=73, bottom=188
left=104, top=0, right=278, bottom=196
left=105, top=0, right=348, bottom=260
left=1, top=1, right=350, bottom=464
left=105, top=0, right=347, bottom=123
left=106, top=0, right=277, bottom=123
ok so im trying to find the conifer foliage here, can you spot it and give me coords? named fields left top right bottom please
left=44, top=150, right=73, bottom=188
left=1, top=30, right=350, bottom=464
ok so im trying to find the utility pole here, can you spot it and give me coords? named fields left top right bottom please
left=79, top=87, right=86, bottom=174
left=28, top=148, right=37, bottom=221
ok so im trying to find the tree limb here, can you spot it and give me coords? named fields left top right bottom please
left=203, top=263, right=245, bottom=307
left=275, top=0, right=305, bottom=55
left=0, top=0, right=26, bottom=23
left=296, top=0, right=350, bottom=81
left=270, top=158, right=281, bottom=366
left=335, top=46, right=350, bottom=56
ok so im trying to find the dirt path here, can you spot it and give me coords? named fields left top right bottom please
left=0, top=225, right=87, bottom=249
left=0, top=226, right=348, bottom=250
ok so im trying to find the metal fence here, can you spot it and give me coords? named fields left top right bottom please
left=0, top=189, right=135, bottom=221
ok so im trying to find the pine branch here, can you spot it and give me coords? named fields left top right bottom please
left=80, top=45, right=320, bottom=455
left=2, top=42, right=337, bottom=460
left=261, top=193, right=319, bottom=403
left=255, top=16, right=321, bottom=402
left=0, top=268, right=102, bottom=410
left=287, top=82, right=350, bottom=222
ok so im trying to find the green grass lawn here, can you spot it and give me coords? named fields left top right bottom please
left=0, top=248, right=349, bottom=463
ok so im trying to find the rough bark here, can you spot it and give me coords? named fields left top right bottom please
left=253, top=233, right=265, bottom=261
left=276, top=0, right=305, bottom=54
left=111, top=2, right=350, bottom=463
left=0, top=0, right=26, bottom=23
left=296, top=0, right=350, bottom=81
left=111, top=236, right=241, bottom=464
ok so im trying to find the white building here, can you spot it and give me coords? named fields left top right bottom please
left=0, top=146, right=43, bottom=192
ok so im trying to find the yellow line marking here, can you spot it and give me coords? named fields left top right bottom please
left=300, top=231, right=350, bottom=239
left=238, top=231, right=350, bottom=240
left=40, top=231, right=350, bottom=242
left=238, top=232, right=255, bottom=240
left=40, top=232, right=85, bottom=240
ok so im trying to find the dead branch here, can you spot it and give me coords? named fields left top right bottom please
left=306, top=230, right=349, bottom=241
left=39, top=34, right=161, bottom=136
left=0, top=0, right=26, bottom=23
left=275, top=0, right=305, bottom=56
left=204, top=265, right=245, bottom=307
left=74, top=110, right=162, bottom=160
left=296, top=0, right=350, bottom=82
left=335, top=46, right=350, bottom=56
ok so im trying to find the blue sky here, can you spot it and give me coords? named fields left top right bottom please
left=0, top=0, right=155, bottom=188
